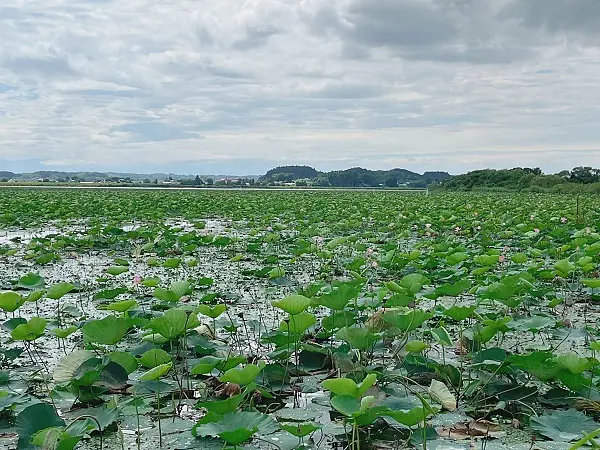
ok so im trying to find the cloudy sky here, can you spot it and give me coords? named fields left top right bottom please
left=1, top=0, right=599, bottom=175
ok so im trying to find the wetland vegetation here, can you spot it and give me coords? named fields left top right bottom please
left=0, top=188, right=599, bottom=450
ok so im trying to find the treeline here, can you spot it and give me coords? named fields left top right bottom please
left=439, top=166, right=600, bottom=193
left=260, top=166, right=451, bottom=188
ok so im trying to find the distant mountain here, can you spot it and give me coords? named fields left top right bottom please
left=0, top=165, right=450, bottom=187
left=260, top=166, right=451, bottom=188
left=261, top=166, right=319, bottom=182
left=0, top=171, right=260, bottom=182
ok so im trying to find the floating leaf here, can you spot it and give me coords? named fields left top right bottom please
left=82, top=316, right=132, bottom=345
left=18, top=273, right=45, bottom=290
left=106, top=266, right=129, bottom=276
left=163, top=258, right=181, bottom=268
left=16, top=403, right=65, bottom=450
left=98, top=299, right=137, bottom=312
left=141, top=277, right=160, bottom=287
left=193, top=411, right=278, bottom=445
left=94, top=287, right=128, bottom=300
left=531, top=409, right=597, bottom=442
left=280, top=422, right=321, bottom=438
left=53, top=350, right=96, bottom=383
left=269, top=267, right=286, bottom=279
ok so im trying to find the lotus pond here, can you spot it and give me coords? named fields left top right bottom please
left=1, top=188, right=600, bottom=450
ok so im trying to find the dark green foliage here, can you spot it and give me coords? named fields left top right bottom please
left=440, top=166, right=600, bottom=192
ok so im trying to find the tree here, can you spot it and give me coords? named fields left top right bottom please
left=570, top=166, right=598, bottom=184
left=193, top=175, right=204, bottom=186
left=384, top=175, right=398, bottom=188
left=205, top=178, right=214, bottom=185
left=314, top=176, right=330, bottom=187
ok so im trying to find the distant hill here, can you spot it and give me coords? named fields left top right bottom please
left=260, top=166, right=451, bottom=188
left=260, top=166, right=319, bottom=182
left=1, top=171, right=260, bottom=182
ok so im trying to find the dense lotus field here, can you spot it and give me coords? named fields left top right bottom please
left=0, top=188, right=600, bottom=450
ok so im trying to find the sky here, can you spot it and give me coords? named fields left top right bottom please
left=1, top=0, right=600, bottom=175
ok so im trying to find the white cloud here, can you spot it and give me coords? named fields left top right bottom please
left=1, top=0, right=600, bottom=174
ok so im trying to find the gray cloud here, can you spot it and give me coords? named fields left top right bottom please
left=232, top=25, right=282, bottom=50
left=110, top=121, right=201, bottom=143
left=0, top=0, right=599, bottom=174
left=325, top=0, right=542, bottom=64
left=346, top=0, right=458, bottom=48
left=3, top=55, right=76, bottom=77
left=504, top=0, right=600, bottom=35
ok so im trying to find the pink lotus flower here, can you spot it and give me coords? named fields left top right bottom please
left=499, top=255, right=505, bottom=263
left=534, top=228, right=540, bottom=233
left=561, top=217, right=567, bottom=223
left=503, top=246, right=510, bottom=253
left=371, top=260, right=378, bottom=268
left=530, top=215, right=535, bottom=221
left=366, top=248, right=374, bottom=256
left=267, top=226, right=273, bottom=232
left=133, top=275, right=142, bottom=285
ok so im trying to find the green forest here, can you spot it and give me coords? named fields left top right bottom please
left=438, top=166, right=600, bottom=193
